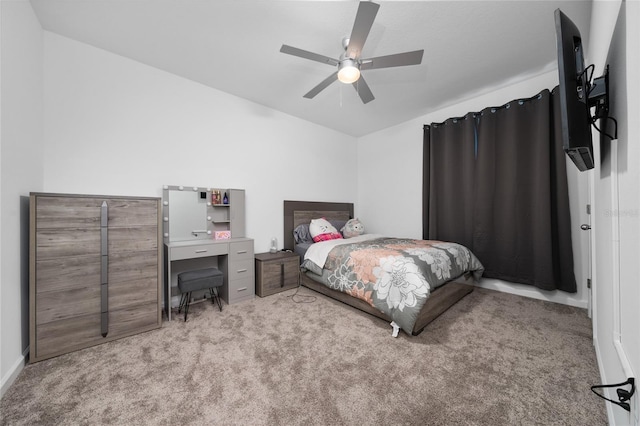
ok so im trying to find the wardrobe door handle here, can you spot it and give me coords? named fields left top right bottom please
left=100, top=201, right=109, bottom=338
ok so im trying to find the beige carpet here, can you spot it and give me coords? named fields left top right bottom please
left=1, top=286, right=606, bottom=425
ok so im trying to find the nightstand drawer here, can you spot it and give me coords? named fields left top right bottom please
left=255, top=252, right=300, bottom=297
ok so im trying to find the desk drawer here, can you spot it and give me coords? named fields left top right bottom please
left=228, top=259, right=254, bottom=281
left=229, top=240, right=253, bottom=261
left=170, top=243, right=227, bottom=261
left=227, top=276, right=255, bottom=304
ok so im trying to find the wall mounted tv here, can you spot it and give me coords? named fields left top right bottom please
left=554, top=8, right=610, bottom=172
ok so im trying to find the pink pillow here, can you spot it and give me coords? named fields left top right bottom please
left=312, top=232, right=343, bottom=243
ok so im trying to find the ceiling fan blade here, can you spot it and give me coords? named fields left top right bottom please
left=345, top=1, right=380, bottom=59
left=360, top=50, right=424, bottom=70
left=352, top=76, right=374, bottom=104
left=304, top=72, right=339, bottom=99
left=280, top=45, right=339, bottom=66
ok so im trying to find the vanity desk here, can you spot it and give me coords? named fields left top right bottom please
left=164, top=238, right=254, bottom=320
left=162, top=185, right=254, bottom=320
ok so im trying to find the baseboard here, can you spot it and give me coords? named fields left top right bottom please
left=0, top=348, right=27, bottom=399
left=476, top=278, right=588, bottom=309
left=593, top=336, right=617, bottom=425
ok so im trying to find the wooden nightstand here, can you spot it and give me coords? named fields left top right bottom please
left=255, top=251, right=300, bottom=297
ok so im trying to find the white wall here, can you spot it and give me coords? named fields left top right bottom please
left=589, top=1, right=640, bottom=424
left=42, top=32, right=358, bottom=254
left=1, top=19, right=357, bottom=397
left=357, top=70, right=590, bottom=308
left=0, top=0, right=45, bottom=397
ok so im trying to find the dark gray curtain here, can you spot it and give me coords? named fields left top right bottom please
left=423, top=113, right=477, bottom=249
left=423, top=88, right=576, bottom=293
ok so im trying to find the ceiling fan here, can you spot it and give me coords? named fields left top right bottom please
left=280, top=1, right=424, bottom=104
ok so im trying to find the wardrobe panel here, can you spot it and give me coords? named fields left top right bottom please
left=36, top=255, right=101, bottom=293
left=108, top=251, right=158, bottom=283
left=110, top=277, right=158, bottom=310
left=110, top=302, right=159, bottom=336
left=36, top=285, right=101, bottom=324
left=108, top=199, right=159, bottom=227
left=36, top=229, right=101, bottom=259
left=30, top=193, right=162, bottom=363
left=35, top=196, right=101, bottom=228
left=108, top=227, right=158, bottom=252
left=36, top=313, right=102, bottom=359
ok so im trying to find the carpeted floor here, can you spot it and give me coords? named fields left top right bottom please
left=0, top=286, right=607, bottom=425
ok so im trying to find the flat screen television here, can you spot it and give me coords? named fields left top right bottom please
left=554, top=9, right=594, bottom=171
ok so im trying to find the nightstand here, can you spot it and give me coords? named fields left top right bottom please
left=255, top=251, right=300, bottom=297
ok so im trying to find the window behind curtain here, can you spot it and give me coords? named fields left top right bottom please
left=423, top=88, right=576, bottom=293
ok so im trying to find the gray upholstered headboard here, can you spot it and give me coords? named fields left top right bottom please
left=283, top=200, right=354, bottom=250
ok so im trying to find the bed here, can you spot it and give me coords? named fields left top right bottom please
left=283, top=200, right=484, bottom=336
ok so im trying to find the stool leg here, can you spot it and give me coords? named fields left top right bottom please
left=184, top=291, right=191, bottom=322
left=178, top=292, right=188, bottom=314
left=210, top=287, right=223, bottom=312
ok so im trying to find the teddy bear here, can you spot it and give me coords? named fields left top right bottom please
left=341, top=218, right=365, bottom=238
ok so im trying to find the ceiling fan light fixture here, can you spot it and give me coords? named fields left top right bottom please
left=280, top=1, right=422, bottom=103
left=337, top=59, right=360, bottom=84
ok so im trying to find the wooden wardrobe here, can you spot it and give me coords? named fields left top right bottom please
left=29, top=193, right=162, bottom=362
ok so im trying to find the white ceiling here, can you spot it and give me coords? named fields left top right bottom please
left=29, top=0, right=593, bottom=137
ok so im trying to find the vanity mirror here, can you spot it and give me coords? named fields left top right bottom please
left=162, top=185, right=246, bottom=242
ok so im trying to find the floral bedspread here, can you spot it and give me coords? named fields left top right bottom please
left=302, top=237, right=484, bottom=334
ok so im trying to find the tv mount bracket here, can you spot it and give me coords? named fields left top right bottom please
left=583, top=65, right=610, bottom=121
left=578, top=64, right=616, bottom=140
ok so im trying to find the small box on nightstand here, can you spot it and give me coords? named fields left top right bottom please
left=255, top=251, right=300, bottom=297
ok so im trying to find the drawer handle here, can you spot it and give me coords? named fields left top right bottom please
left=195, top=249, right=207, bottom=253
left=100, top=201, right=109, bottom=338
left=237, top=250, right=248, bottom=254
left=237, top=287, right=247, bottom=292
left=237, top=268, right=248, bottom=273
left=280, top=263, right=285, bottom=287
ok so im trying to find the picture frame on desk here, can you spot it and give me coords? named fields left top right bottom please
left=215, top=230, right=231, bottom=240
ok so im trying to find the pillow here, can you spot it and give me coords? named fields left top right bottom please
left=293, top=224, right=313, bottom=244
left=341, top=218, right=365, bottom=238
left=309, top=218, right=343, bottom=243
left=329, top=219, right=347, bottom=235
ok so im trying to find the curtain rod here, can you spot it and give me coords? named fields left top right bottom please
left=427, top=87, right=555, bottom=128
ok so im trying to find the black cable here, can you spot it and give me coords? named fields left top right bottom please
left=591, top=378, right=635, bottom=412
left=580, top=64, right=595, bottom=89
left=592, top=115, right=618, bottom=140
left=288, top=268, right=316, bottom=303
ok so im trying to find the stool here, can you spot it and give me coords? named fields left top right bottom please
left=177, top=267, right=223, bottom=321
